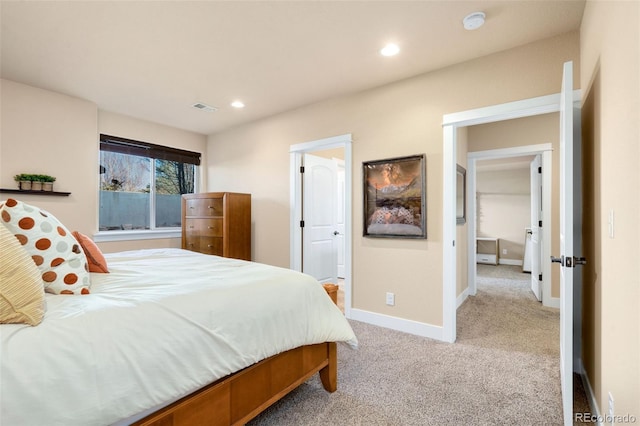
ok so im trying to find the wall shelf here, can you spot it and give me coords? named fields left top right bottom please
left=0, top=188, right=71, bottom=197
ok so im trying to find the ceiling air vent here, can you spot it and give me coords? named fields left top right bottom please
left=192, top=102, right=217, bottom=112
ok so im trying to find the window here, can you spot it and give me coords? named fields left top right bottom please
left=99, top=134, right=200, bottom=233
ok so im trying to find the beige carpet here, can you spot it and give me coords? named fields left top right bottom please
left=249, top=265, right=585, bottom=425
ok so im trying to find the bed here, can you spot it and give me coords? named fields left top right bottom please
left=0, top=246, right=357, bottom=426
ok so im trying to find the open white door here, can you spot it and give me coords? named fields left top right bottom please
left=553, top=60, right=584, bottom=426
left=302, top=154, right=338, bottom=285
left=336, top=160, right=346, bottom=278
left=530, top=155, right=543, bottom=301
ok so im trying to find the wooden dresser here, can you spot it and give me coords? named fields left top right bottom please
left=181, top=192, right=251, bottom=260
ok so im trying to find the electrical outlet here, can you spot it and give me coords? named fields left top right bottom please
left=502, top=248, right=507, bottom=255
left=608, top=392, right=614, bottom=419
left=385, top=292, right=395, bottom=306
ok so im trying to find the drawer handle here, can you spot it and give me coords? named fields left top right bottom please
left=207, top=226, right=213, bottom=229
left=189, top=206, right=194, bottom=209
left=189, top=226, right=194, bottom=229
left=207, top=205, right=213, bottom=209
left=189, top=243, right=194, bottom=247
left=207, top=244, right=213, bottom=248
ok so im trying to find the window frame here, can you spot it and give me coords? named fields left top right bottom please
left=94, top=134, right=200, bottom=243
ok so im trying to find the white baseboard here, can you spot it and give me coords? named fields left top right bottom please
left=499, top=258, right=523, bottom=266
left=576, top=358, right=602, bottom=425
left=349, top=308, right=444, bottom=341
left=457, top=287, right=469, bottom=309
left=545, top=296, right=560, bottom=309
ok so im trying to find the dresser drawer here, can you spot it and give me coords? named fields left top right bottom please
left=185, top=198, right=223, bottom=217
left=198, top=237, right=223, bottom=255
left=476, top=253, right=498, bottom=265
left=184, top=219, right=223, bottom=237
left=184, top=236, right=223, bottom=256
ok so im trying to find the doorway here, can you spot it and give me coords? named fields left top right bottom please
left=444, top=70, right=582, bottom=424
left=466, top=147, right=553, bottom=309
left=290, top=134, right=353, bottom=318
left=441, top=92, right=578, bottom=343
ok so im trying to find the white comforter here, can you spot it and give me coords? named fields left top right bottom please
left=1, top=249, right=357, bottom=426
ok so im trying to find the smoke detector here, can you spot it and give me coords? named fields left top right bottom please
left=463, top=12, right=486, bottom=30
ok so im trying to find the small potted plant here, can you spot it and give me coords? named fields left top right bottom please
left=40, top=175, right=56, bottom=191
left=30, top=175, right=43, bottom=191
left=13, top=174, right=33, bottom=191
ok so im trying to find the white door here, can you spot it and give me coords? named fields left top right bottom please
left=554, top=60, right=583, bottom=426
left=302, top=154, right=338, bottom=285
left=530, top=155, right=543, bottom=301
left=336, top=160, right=346, bottom=278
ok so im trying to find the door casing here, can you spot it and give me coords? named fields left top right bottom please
left=290, top=134, right=353, bottom=317
left=466, top=146, right=553, bottom=308
left=442, top=91, right=581, bottom=343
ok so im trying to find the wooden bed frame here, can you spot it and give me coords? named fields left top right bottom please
left=134, top=284, right=341, bottom=426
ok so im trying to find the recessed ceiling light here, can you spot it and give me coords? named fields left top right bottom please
left=463, top=12, right=486, bottom=30
left=380, top=43, right=400, bottom=57
left=231, top=100, right=245, bottom=109
left=192, top=102, right=217, bottom=112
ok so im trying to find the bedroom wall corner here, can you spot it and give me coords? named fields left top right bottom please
left=0, top=79, right=98, bottom=234
left=580, top=0, right=640, bottom=419
left=475, top=167, right=531, bottom=263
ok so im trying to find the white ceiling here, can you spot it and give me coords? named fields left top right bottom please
left=0, top=1, right=585, bottom=136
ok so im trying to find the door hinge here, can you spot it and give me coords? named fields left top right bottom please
left=300, top=220, right=305, bottom=228
left=539, top=220, right=542, bottom=227
left=538, top=273, right=542, bottom=281
left=538, top=166, right=542, bottom=174
left=300, top=166, right=305, bottom=173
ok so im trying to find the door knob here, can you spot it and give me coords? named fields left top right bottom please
left=551, top=255, right=564, bottom=265
left=551, top=255, right=587, bottom=267
left=333, top=231, right=340, bottom=235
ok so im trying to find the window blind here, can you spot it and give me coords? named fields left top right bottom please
left=99, top=134, right=201, bottom=166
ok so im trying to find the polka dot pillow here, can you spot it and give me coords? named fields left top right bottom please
left=0, top=199, right=91, bottom=295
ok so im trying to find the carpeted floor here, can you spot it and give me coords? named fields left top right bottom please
left=248, top=265, right=588, bottom=425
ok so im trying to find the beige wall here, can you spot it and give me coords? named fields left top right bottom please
left=208, top=32, right=579, bottom=326
left=580, top=0, right=640, bottom=418
left=0, top=79, right=98, bottom=234
left=312, top=147, right=344, bottom=161
left=0, top=80, right=208, bottom=254
left=456, top=127, right=468, bottom=298
left=476, top=168, right=530, bottom=262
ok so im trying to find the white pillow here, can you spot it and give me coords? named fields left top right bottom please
left=0, top=198, right=91, bottom=295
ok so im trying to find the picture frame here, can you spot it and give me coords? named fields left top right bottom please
left=363, top=154, right=426, bottom=238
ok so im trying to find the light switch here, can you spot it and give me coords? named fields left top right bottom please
left=608, top=209, right=615, bottom=238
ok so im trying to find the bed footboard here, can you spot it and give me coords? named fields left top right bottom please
left=135, top=284, right=341, bottom=426
left=134, top=341, right=337, bottom=426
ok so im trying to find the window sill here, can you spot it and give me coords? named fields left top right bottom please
left=93, top=229, right=181, bottom=243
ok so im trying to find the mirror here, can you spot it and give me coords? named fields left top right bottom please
left=456, top=164, right=466, bottom=224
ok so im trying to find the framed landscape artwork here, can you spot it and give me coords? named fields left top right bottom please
left=363, top=154, right=426, bottom=238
